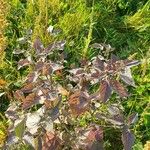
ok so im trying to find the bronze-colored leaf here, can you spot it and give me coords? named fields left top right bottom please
left=18, top=58, right=31, bottom=70
left=110, top=80, right=128, bottom=98
left=14, top=90, right=25, bottom=101
left=57, top=85, right=69, bottom=96
left=99, top=80, right=112, bottom=103
left=42, top=63, right=53, bottom=75
left=42, top=132, right=61, bottom=150
left=26, top=72, right=39, bottom=83
left=78, top=126, right=104, bottom=150
left=21, top=83, right=35, bottom=93
left=22, top=93, right=36, bottom=109
left=35, top=61, right=44, bottom=72
left=69, top=91, right=89, bottom=116
left=22, top=93, right=42, bottom=109
left=87, top=126, right=103, bottom=142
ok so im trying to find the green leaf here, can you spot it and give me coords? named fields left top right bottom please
left=15, top=119, right=25, bottom=139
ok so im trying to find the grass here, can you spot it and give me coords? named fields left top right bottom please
left=0, top=0, right=150, bottom=149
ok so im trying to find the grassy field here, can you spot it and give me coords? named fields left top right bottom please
left=0, top=0, right=150, bottom=149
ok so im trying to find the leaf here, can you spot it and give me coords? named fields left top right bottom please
left=33, top=38, right=44, bottom=54
left=35, top=61, right=44, bottom=72
left=95, top=113, right=124, bottom=126
left=5, top=102, right=19, bottom=120
left=78, top=126, right=104, bottom=150
left=23, top=132, right=35, bottom=148
left=26, top=112, right=41, bottom=134
left=108, top=105, right=120, bottom=116
left=14, top=119, right=25, bottom=139
left=55, top=40, right=66, bottom=50
left=120, top=67, right=136, bottom=87
left=42, top=63, right=53, bottom=75
left=122, top=127, right=135, bottom=150
left=5, top=110, right=19, bottom=120
left=90, top=43, right=104, bottom=49
left=0, top=92, right=5, bottom=97
left=110, top=80, right=128, bottom=98
left=49, top=107, right=60, bottom=121
left=51, top=63, right=64, bottom=72
left=42, top=132, right=61, bottom=150
left=69, top=68, right=85, bottom=76
left=34, top=136, right=42, bottom=150
left=86, top=141, right=104, bottom=150
left=13, top=49, right=25, bottom=55
left=22, top=93, right=36, bottom=109
left=57, top=85, right=69, bottom=96
left=18, top=58, right=31, bottom=70
left=111, top=54, right=119, bottom=63
left=21, top=83, right=35, bottom=93
left=92, top=56, right=104, bottom=71
left=111, top=114, right=125, bottom=126
left=125, top=60, right=140, bottom=68
left=26, top=72, right=39, bottom=83
left=99, top=80, right=112, bottom=103
left=127, top=113, right=138, bottom=125
left=87, top=126, right=103, bottom=142
left=14, top=90, right=25, bottom=101
left=69, top=91, right=89, bottom=116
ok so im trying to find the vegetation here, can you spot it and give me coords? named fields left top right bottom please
left=0, top=0, right=150, bottom=149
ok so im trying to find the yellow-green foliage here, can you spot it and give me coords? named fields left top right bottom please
left=0, top=0, right=8, bottom=67
left=23, top=0, right=90, bottom=45
left=125, top=0, right=150, bottom=32
left=58, top=1, right=89, bottom=38
left=0, top=114, right=7, bottom=147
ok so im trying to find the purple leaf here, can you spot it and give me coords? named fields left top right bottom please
left=92, top=56, right=104, bottom=71
left=35, top=61, right=44, bottom=72
left=122, top=127, right=135, bottom=150
left=127, top=113, right=138, bottom=125
left=108, top=105, right=120, bottom=116
left=110, top=80, right=128, bottom=98
left=69, top=68, right=85, bottom=75
left=99, top=80, right=112, bottom=103
left=33, top=38, right=44, bottom=54
left=125, top=60, right=140, bottom=68
left=5, top=110, right=19, bottom=120
left=111, top=54, right=119, bottom=63
left=120, top=67, right=136, bottom=87
left=26, top=72, right=39, bottom=83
